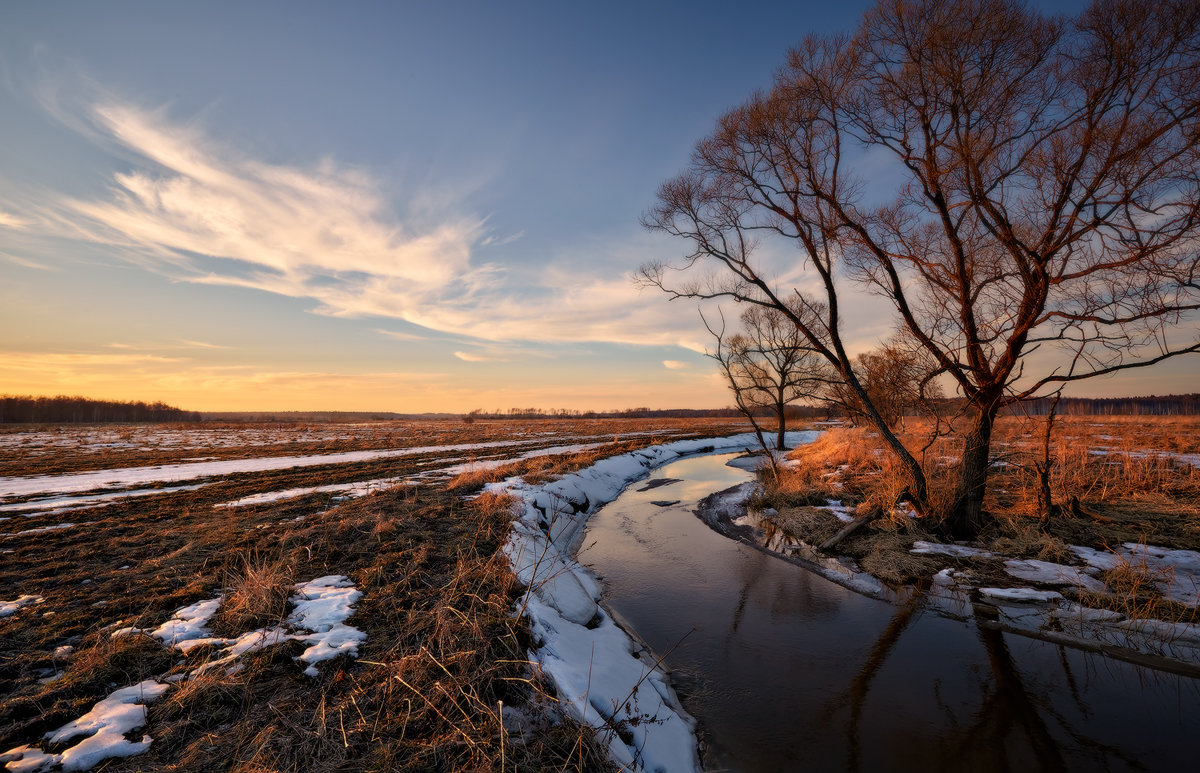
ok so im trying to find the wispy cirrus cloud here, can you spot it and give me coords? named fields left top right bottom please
left=177, top=339, right=233, bottom=350
left=0, top=210, right=31, bottom=230
left=1, top=250, right=56, bottom=271
left=454, top=350, right=510, bottom=363
left=11, top=99, right=716, bottom=350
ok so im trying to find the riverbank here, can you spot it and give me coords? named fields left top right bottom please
left=700, top=428, right=1200, bottom=678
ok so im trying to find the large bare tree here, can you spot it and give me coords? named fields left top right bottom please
left=642, top=0, right=1200, bottom=537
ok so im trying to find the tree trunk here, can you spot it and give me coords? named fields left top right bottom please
left=1036, top=393, right=1061, bottom=523
left=944, top=404, right=996, bottom=538
left=775, top=400, right=787, bottom=451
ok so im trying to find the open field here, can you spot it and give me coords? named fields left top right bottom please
left=5, top=413, right=1199, bottom=771
left=0, top=418, right=744, bottom=772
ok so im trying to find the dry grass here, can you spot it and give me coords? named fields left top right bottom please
left=1074, top=545, right=1200, bottom=625
left=985, top=527, right=1075, bottom=564
left=773, top=416, right=1200, bottom=547
left=211, top=554, right=294, bottom=636
left=749, top=415, right=1200, bottom=623
left=2, top=419, right=751, bottom=771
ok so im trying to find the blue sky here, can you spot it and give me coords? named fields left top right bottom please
left=2, top=0, right=1192, bottom=412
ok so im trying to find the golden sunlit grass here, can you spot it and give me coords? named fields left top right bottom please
left=210, top=554, right=294, bottom=636
left=754, top=415, right=1200, bottom=608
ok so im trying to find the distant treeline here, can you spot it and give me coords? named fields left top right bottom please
left=1005, top=394, right=1200, bottom=416
left=460, top=406, right=825, bottom=421
left=201, top=411, right=424, bottom=423
left=0, top=395, right=201, bottom=424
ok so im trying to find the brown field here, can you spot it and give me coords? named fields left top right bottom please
left=4, top=413, right=1196, bottom=770
left=0, top=417, right=743, bottom=771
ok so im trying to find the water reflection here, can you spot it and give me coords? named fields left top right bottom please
left=581, top=453, right=1200, bottom=772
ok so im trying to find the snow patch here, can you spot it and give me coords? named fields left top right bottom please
left=0, top=595, right=43, bottom=618
left=910, top=541, right=994, bottom=559
left=151, top=598, right=222, bottom=646
left=168, top=576, right=367, bottom=677
left=1, top=680, right=169, bottom=772
left=1071, top=543, right=1200, bottom=606
left=1004, top=559, right=1107, bottom=593
left=980, top=587, right=1064, bottom=603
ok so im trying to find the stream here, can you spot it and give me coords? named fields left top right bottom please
left=579, top=452, right=1200, bottom=772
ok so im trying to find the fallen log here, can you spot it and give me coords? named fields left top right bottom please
left=820, top=505, right=884, bottom=551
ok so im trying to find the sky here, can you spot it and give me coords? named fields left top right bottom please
left=1, top=0, right=1195, bottom=413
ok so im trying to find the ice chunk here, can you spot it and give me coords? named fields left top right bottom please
left=980, top=587, right=1064, bottom=603
left=1004, top=559, right=1107, bottom=593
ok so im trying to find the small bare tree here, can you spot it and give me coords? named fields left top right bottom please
left=703, top=311, right=781, bottom=479
left=826, top=337, right=943, bottom=429
left=642, top=0, right=1200, bottom=537
left=724, top=305, right=823, bottom=449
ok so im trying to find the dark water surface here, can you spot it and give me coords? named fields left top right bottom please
left=580, top=453, right=1200, bottom=772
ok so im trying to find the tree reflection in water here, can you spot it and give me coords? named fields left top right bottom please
left=826, top=591, right=1150, bottom=772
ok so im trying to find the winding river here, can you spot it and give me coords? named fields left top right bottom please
left=579, top=452, right=1200, bottom=772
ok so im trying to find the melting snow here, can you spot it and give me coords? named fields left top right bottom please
left=0, top=680, right=169, bottom=772
left=1071, top=543, right=1200, bottom=606
left=11, top=523, right=89, bottom=537
left=0, top=595, right=43, bottom=618
left=0, top=485, right=205, bottom=516
left=821, top=499, right=855, bottom=523
left=214, top=441, right=611, bottom=509
left=494, top=431, right=818, bottom=772
left=130, top=576, right=367, bottom=678
left=0, top=439, right=541, bottom=501
left=1004, top=559, right=1107, bottom=593
left=980, top=587, right=1064, bottom=603
left=910, top=541, right=994, bottom=559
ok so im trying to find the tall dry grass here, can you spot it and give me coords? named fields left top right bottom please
left=776, top=416, right=1200, bottom=535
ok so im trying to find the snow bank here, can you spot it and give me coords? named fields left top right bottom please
left=0, top=680, right=169, bottom=772
left=494, top=431, right=807, bottom=773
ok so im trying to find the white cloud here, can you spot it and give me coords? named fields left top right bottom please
left=0, top=250, right=55, bottom=271
left=662, top=360, right=690, bottom=370
left=454, top=350, right=509, bottom=363
left=0, top=211, right=30, bottom=230
left=12, top=99, right=783, bottom=351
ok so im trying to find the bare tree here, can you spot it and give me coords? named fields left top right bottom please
left=642, top=0, right=1200, bottom=537
left=825, top=337, right=943, bottom=429
left=724, top=305, right=823, bottom=449
left=703, top=311, right=781, bottom=479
